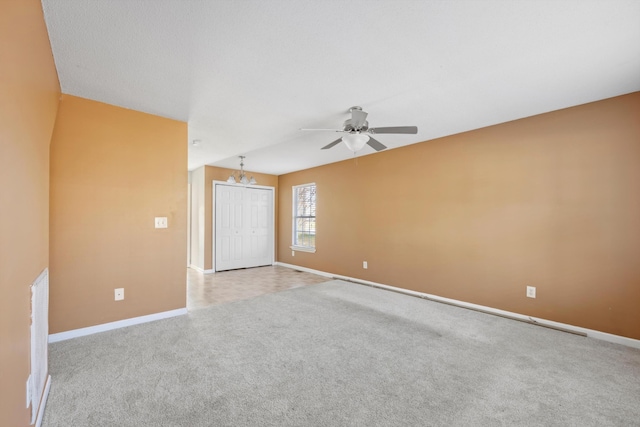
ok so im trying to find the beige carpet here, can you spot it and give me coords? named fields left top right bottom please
left=43, top=280, right=640, bottom=426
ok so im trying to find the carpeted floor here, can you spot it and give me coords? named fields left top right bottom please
left=43, top=280, right=640, bottom=426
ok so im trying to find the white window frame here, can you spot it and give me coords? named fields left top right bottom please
left=291, top=183, right=316, bottom=253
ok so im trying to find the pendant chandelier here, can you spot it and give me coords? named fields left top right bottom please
left=226, top=156, right=256, bottom=185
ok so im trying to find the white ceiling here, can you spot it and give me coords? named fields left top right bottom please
left=42, top=0, right=640, bottom=175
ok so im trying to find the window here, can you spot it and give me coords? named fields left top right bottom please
left=292, top=183, right=316, bottom=252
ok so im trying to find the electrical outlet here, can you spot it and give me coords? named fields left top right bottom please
left=292, top=250, right=295, bottom=257
left=154, top=217, right=168, bottom=228
left=526, top=286, right=536, bottom=298
left=363, top=261, right=368, bottom=269
left=115, top=288, right=124, bottom=301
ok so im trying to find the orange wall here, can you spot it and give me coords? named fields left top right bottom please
left=279, top=93, right=640, bottom=340
left=202, top=166, right=278, bottom=270
left=0, top=0, right=60, bottom=425
left=49, top=95, right=187, bottom=333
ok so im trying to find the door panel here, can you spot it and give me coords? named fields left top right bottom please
left=246, top=187, right=271, bottom=267
left=220, top=236, right=229, bottom=261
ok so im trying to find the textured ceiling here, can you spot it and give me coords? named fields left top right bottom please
left=42, top=0, right=640, bottom=175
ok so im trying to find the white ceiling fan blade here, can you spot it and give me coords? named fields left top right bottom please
left=321, top=138, right=343, bottom=150
left=366, top=137, right=387, bottom=152
left=351, top=108, right=368, bottom=129
left=368, top=126, right=418, bottom=134
left=300, top=128, right=348, bottom=132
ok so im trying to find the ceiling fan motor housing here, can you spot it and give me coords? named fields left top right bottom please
left=343, top=119, right=369, bottom=132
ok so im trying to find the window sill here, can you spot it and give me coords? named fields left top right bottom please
left=290, top=246, right=316, bottom=253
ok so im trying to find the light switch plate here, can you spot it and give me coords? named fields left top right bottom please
left=115, top=288, right=124, bottom=301
left=154, top=217, right=168, bottom=228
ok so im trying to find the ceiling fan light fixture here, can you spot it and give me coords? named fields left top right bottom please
left=342, top=133, right=370, bottom=152
left=306, top=107, right=412, bottom=152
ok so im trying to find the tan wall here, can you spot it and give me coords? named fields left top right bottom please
left=49, top=95, right=187, bottom=333
left=278, top=93, right=640, bottom=340
left=0, top=0, right=60, bottom=425
left=202, top=166, right=278, bottom=270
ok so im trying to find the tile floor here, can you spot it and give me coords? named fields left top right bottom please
left=187, top=265, right=330, bottom=310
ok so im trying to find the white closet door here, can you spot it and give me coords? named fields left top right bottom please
left=215, top=184, right=273, bottom=271
left=216, top=185, right=245, bottom=271
left=246, top=187, right=271, bottom=267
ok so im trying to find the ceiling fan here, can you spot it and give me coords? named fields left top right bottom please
left=301, top=106, right=418, bottom=152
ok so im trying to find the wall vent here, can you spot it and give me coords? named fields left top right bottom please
left=30, top=268, right=50, bottom=425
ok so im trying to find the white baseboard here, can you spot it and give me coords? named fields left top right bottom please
left=48, top=308, right=188, bottom=343
left=189, top=265, right=214, bottom=274
left=275, top=262, right=640, bottom=350
left=276, top=262, right=335, bottom=278
left=34, top=375, right=50, bottom=427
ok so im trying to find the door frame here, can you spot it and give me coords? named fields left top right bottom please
left=212, top=181, right=276, bottom=272
left=187, top=182, right=191, bottom=267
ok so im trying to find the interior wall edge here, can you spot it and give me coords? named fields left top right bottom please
left=48, top=94, right=188, bottom=334
left=1, top=0, right=61, bottom=425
